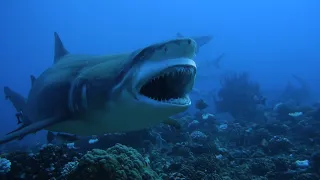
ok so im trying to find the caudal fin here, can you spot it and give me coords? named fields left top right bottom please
left=213, top=53, right=225, bottom=69
left=3, top=86, right=30, bottom=125
left=4, top=87, right=26, bottom=112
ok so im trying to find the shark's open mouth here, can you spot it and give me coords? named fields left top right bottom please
left=139, top=65, right=196, bottom=105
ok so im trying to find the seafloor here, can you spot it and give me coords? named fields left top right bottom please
left=1, top=106, right=320, bottom=180
left=1, top=73, right=319, bottom=180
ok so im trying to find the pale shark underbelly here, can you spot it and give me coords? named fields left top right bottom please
left=45, top=109, right=165, bottom=135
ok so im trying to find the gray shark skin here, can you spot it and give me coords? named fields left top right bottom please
left=4, top=74, right=37, bottom=125
left=176, top=32, right=212, bottom=52
left=4, top=87, right=26, bottom=115
left=3, top=86, right=29, bottom=134
left=0, top=32, right=197, bottom=144
left=3, top=75, right=37, bottom=136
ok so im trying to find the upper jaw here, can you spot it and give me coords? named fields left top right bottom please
left=135, top=58, right=196, bottom=90
left=135, top=60, right=196, bottom=106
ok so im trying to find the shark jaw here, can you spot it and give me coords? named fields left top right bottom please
left=134, top=57, right=196, bottom=107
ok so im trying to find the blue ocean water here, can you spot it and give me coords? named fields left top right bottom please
left=0, top=1, right=319, bottom=179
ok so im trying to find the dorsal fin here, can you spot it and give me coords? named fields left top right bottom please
left=54, top=32, right=69, bottom=64
left=30, top=75, right=36, bottom=86
left=176, top=32, right=184, bottom=38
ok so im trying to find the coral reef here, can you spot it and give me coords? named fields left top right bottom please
left=1, top=73, right=320, bottom=180
left=67, top=143, right=159, bottom=180
left=0, top=157, right=11, bottom=175
left=215, top=72, right=263, bottom=121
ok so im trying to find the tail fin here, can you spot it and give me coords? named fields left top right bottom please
left=4, top=87, right=27, bottom=112
left=212, top=53, right=225, bottom=69
left=3, top=86, right=31, bottom=125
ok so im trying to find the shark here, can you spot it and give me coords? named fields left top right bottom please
left=0, top=32, right=197, bottom=144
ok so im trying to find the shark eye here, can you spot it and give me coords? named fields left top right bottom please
left=139, top=65, right=195, bottom=104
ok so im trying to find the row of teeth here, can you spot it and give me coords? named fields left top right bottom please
left=167, top=96, right=191, bottom=104
left=150, top=67, right=195, bottom=81
left=149, top=96, right=191, bottom=104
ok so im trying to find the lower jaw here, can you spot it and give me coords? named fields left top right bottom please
left=163, top=94, right=191, bottom=105
left=139, top=94, right=191, bottom=106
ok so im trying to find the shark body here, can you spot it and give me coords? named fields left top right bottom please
left=0, top=32, right=197, bottom=144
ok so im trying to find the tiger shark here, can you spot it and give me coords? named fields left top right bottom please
left=0, top=32, right=197, bottom=144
